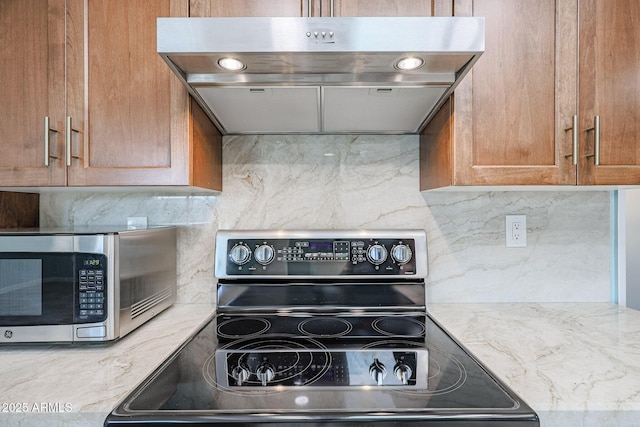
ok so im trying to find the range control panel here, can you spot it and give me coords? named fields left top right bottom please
left=216, top=348, right=428, bottom=389
left=215, top=229, right=428, bottom=280
left=216, top=231, right=427, bottom=278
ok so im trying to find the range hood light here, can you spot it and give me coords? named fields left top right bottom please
left=218, top=57, right=246, bottom=71
left=394, top=57, right=425, bottom=71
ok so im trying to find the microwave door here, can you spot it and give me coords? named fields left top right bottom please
left=0, top=254, right=81, bottom=322
left=0, top=252, right=106, bottom=343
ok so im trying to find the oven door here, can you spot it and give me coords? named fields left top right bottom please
left=0, top=236, right=108, bottom=343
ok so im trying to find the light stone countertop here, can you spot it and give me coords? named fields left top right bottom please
left=0, top=303, right=215, bottom=427
left=428, top=303, right=640, bottom=427
left=1, top=303, right=639, bottom=426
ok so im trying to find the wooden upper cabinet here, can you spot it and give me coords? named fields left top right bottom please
left=421, top=0, right=575, bottom=189
left=578, top=0, right=640, bottom=185
left=421, top=0, right=640, bottom=189
left=0, top=0, right=221, bottom=190
left=190, top=0, right=431, bottom=17
left=0, top=0, right=66, bottom=186
left=67, top=0, right=221, bottom=189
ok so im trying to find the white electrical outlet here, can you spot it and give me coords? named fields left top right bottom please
left=506, top=215, right=526, bottom=247
left=127, top=216, right=148, bottom=229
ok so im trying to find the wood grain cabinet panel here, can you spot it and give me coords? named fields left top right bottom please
left=69, top=0, right=221, bottom=189
left=578, top=0, right=640, bottom=185
left=0, top=0, right=222, bottom=191
left=421, top=0, right=575, bottom=189
left=421, top=0, right=640, bottom=189
left=0, top=192, right=39, bottom=229
left=327, top=0, right=431, bottom=16
left=0, top=0, right=66, bottom=186
left=190, top=0, right=315, bottom=17
left=191, top=0, right=431, bottom=17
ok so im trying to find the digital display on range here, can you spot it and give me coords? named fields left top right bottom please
left=293, top=240, right=350, bottom=261
left=304, top=241, right=333, bottom=253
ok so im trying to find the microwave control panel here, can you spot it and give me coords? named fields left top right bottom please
left=76, top=254, right=107, bottom=323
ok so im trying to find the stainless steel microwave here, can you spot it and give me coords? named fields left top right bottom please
left=0, top=226, right=177, bottom=343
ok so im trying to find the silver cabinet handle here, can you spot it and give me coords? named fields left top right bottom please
left=65, top=116, right=72, bottom=166
left=45, top=116, right=51, bottom=166
left=65, top=116, right=82, bottom=166
left=308, top=1, right=333, bottom=17
left=585, top=115, right=600, bottom=165
left=594, top=115, right=600, bottom=166
left=564, top=114, right=578, bottom=166
left=44, top=116, right=59, bottom=166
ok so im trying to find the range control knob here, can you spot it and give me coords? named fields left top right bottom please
left=256, top=363, right=276, bottom=386
left=254, top=244, right=275, bottom=265
left=229, top=244, right=251, bottom=265
left=369, top=359, right=387, bottom=386
left=391, top=244, right=413, bottom=264
left=366, top=244, right=388, bottom=265
left=393, top=362, right=413, bottom=385
left=231, top=364, right=250, bottom=386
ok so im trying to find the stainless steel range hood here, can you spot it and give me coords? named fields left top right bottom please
left=157, top=17, right=484, bottom=135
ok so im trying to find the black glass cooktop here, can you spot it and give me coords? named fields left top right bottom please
left=105, top=313, right=539, bottom=426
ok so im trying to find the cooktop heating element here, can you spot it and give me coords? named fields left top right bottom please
left=210, top=314, right=429, bottom=389
left=106, top=230, right=539, bottom=426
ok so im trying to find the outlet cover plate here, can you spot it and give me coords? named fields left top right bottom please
left=127, top=216, right=148, bottom=230
left=506, top=215, right=526, bottom=247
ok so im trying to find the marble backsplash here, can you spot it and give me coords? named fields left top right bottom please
left=39, top=134, right=611, bottom=304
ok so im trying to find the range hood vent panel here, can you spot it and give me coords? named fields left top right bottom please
left=158, top=16, right=485, bottom=135
left=196, top=87, right=320, bottom=134
left=323, top=87, right=447, bottom=133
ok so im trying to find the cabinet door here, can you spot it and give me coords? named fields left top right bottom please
left=67, top=0, right=197, bottom=186
left=190, top=0, right=316, bottom=17
left=450, top=0, right=576, bottom=186
left=327, top=0, right=431, bottom=16
left=421, top=0, right=578, bottom=189
left=578, top=0, right=640, bottom=185
left=0, top=0, right=66, bottom=186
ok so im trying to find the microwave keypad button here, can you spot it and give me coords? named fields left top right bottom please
left=78, top=281, right=105, bottom=318
left=77, top=269, right=105, bottom=319
left=85, top=309, right=103, bottom=315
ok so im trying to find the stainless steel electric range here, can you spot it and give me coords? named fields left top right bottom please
left=105, top=230, right=539, bottom=426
